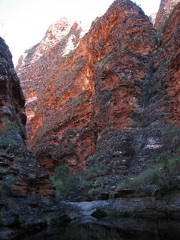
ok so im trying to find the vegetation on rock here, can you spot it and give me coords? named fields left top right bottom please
left=51, top=165, right=81, bottom=199
left=118, top=149, right=180, bottom=195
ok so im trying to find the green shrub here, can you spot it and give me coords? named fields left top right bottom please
left=0, top=182, right=12, bottom=198
left=50, top=165, right=81, bottom=199
left=118, top=151, right=180, bottom=195
left=88, top=188, right=103, bottom=197
left=0, top=137, right=17, bottom=149
left=0, top=119, right=26, bottom=137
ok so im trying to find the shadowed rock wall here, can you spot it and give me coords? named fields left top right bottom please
left=0, top=37, right=54, bottom=197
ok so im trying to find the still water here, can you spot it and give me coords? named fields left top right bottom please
left=20, top=217, right=180, bottom=240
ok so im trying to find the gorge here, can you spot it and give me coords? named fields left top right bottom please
left=0, top=0, right=180, bottom=239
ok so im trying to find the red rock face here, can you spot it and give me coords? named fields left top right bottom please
left=16, top=0, right=180, bottom=186
left=0, top=37, right=54, bottom=197
left=155, top=3, right=180, bottom=125
left=16, top=18, right=84, bottom=127
left=17, top=0, right=158, bottom=174
left=155, top=0, right=180, bottom=28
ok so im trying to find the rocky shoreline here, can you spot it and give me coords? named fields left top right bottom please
left=0, top=193, right=180, bottom=239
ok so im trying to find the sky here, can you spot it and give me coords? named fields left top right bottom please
left=0, top=0, right=161, bottom=66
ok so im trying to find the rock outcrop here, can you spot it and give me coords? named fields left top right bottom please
left=155, top=3, right=180, bottom=125
left=17, top=0, right=158, bottom=173
left=16, top=18, right=84, bottom=128
left=16, top=0, right=180, bottom=198
left=0, top=37, right=73, bottom=239
left=155, top=0, right=180, bottom=28
left=0, top=37, right=54, bottom=197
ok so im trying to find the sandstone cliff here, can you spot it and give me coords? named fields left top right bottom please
left=1, top=1, right=179, bottom=236
left=16, top=0, right=180, bottom=198
left=155, top=0, right=180, bottom=28
left=16, top=18, right=83, bottom=127
left=17, top=0, right=158, bottom=172
left=0, top=37, right=76, bottom=238
left=0, top=37, right=53, bottom=197
left=155, top=3, right=180, bottom=125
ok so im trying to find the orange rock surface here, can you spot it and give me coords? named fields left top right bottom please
left=17, top=0, right=179, bottom=178
left=17, top=0, right=158, bottom=174
left=155, top=0, right=180, bottom=28
left=155, top=3, right=180, bottom=125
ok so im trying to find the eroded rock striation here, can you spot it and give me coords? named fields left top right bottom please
left=16, top=18, right=84, bottom=127
left=17, top=0, right=158, bottom=173
left=0, top=37, right=73, bottom=237
left=16, top=0, right=180, bottom=198
left=0, top=37, right=54, bottom=197
left=155, top=0, right=180, bottom=28
left=155, top=3, right=180, bottom=125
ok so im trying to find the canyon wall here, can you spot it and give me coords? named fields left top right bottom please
left=17, top=0, right=157, bottom=172
left=16, top=0, right=180, bottom=194
left=154, top=3, right=180, bottom=125
left=0, top=37, right=53, bottom=197
left=16, top=18, right=83, bottom=129
left=155, top=0, right=180, bottom=28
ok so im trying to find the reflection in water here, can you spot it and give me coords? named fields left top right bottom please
left=20, top=218, right=180, bottom=240
left=60, top=219, right=180, bottom=240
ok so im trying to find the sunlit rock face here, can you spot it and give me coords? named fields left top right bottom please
left=17, top=0, right=158, bottom=174
left=16, top=18, right=84, bottom=126
left=17, top=0, right=179, bottom=186
left=0, top=37, right=54, bottom=197
left=155, top=3, right=180, bottom=125
left=149, top=13, right=157, bottom=25
left=155, top=0, right=180, bottom=28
